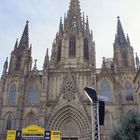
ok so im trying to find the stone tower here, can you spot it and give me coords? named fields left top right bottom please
left=49, top=0, right=96, bottom=69
left=113, top=17, right=135, bottom=71
left=9, top=21, right=32, bottom=75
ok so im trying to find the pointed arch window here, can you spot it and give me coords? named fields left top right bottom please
left=6, top=114, right=12, bottom=130
left=100, top=80, right=112, bottom=101
left=16, top=56, right=21, bottom=71
left=8, top=84, right=16, bottom=105
left=69, top=36, right=76, bottom=57
left=28, top=85, right=39, bottom=105
left=84, top=38, right=89, bottom=60
left=125, top=81, right=133, bottom=101
left=57, top=40, right=62, bottom=62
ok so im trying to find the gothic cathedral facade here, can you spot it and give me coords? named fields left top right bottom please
left=0, top=0, right=139, bottom=140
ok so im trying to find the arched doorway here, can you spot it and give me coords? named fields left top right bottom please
left=46, top=105, right=90, bottom=140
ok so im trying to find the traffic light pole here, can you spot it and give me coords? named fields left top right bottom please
left=84, top=87, right=103, bottom=140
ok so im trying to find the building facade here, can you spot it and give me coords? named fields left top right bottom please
left=0, top=0, right=139, bottom=140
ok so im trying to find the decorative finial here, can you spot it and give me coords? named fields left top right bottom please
left=3, top=57, right=8, bottom=75
left=26, top=20, right=29, bottom=24
left=117, top=16, right=120, bottom=19
left=127, top=34, right=131, bottom=45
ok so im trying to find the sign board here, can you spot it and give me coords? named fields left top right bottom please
left=51, top=130, right=61, bottom=140
left=44, top=131, right=51, bottom=140
left=6, top=130, right=16, bottom=140
left=16, top=131, right=22, bottom=140
left=22, top=125, right=45, bottom=135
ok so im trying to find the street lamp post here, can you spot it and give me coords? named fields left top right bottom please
left=84, top=87, right=106, bottom=140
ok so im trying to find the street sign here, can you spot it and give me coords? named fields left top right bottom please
left=22, top=125, right=45, bottom=135
left=16, top=130, right=22, bottom=140
left=51, top=130, right=61, bottom=140
left=44, top=131, right=51, bottom=140
left=6, top=130, right=16, bottom=140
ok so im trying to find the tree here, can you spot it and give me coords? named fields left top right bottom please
left=111, top=110, right=140, bottom=140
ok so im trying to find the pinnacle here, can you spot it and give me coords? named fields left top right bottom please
left=67, top=0, right=82, bottom=30
left=18, top=21, right=29, bottom=48
left=115, top=16, right=127, bottom=46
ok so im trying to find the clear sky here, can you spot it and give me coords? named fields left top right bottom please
left=0, top=0, right=140, bottom=74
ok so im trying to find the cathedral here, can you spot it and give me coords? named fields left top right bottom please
left=0, top=0, right=140, bottom=140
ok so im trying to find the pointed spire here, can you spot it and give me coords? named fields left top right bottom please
left=43, top=48, right=49, bottom=72
left=68, top=0, right=81, bottom=17
left=67, top=0, right=82, bottom=30
left=3, top=57, right=8, bottom=75
left=14, top=38, right=18, bottom=50
left=30, top=44, right=32, bottom=51
left=115, top=16, right=127, bottom=46
left=82, top=12, right=85, bottom=27
left=83, top=12, right=85, bottom=22
left=86, top=16, right=90, bottom=34
left=59, top=17, right=63, bottom=36
left=45, top=48, right=49, bottom=61
left=18, top=20, right=29, bottom=48
left=127, top=34, right=131, bottom=46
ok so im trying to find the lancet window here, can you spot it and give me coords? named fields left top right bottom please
left=125, top=81, right=133, bottom=101
left=122, top=52, right=128, bottom=66
left=5, top=113, right=13, bottom=130
left=8, top=84, right=16, bottom=105
left=16, top=56, right=21, bottom=71
left=57, top=40, right=62, bottom=62
left=84, top=38, right=89, bottom=60
left=100, top=80, right=112, bottom=101
left=28, top=85, right=39, bottom=105
left=69, top=36, right=76, bottom=57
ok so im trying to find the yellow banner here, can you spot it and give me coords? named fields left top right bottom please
left=51, top=130, right=61, bottom=140
left=22, top=125, right=45, bottom=135
left=6, top=130, right=16, bottom=140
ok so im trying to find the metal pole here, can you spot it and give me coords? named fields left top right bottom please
left=91, top=102, right=95, bottom=140
left=96, top=101, right=100, bottom=140
left=94, top=100, right=100, bottom=140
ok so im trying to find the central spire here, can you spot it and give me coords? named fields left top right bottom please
left=67, top=0, right=82, bottom=30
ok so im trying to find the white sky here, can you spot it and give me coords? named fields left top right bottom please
left=0, top=0, right=140, bottom=74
